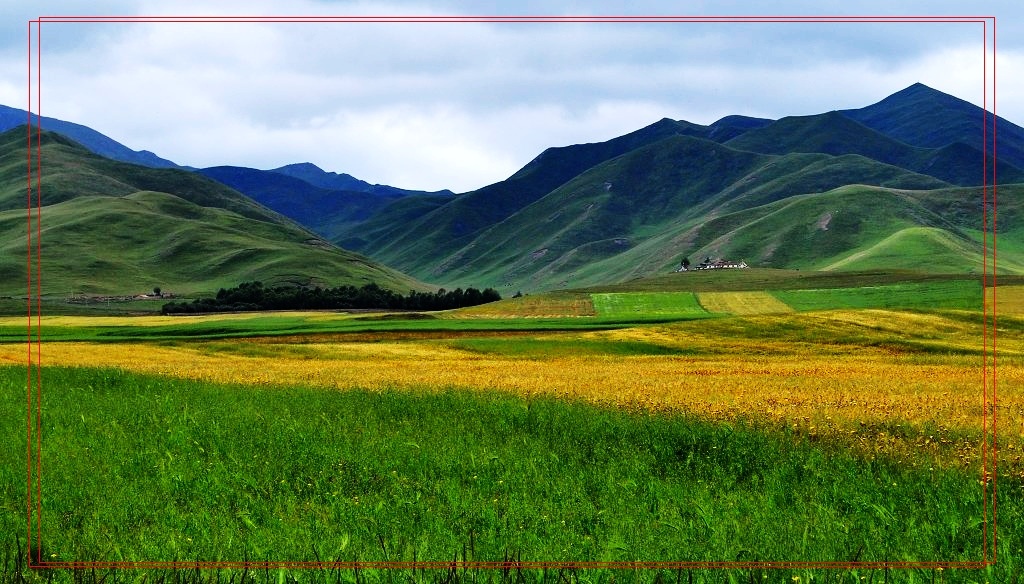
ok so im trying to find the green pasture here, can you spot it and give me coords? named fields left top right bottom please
left=772, top=280, right=981, bottom=312
left=590, top=292, right=710, bottom=318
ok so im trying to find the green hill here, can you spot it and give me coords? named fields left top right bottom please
left=356, top=131, right=984, bottom=291
left=527, top=183, right=1022, bottom=291
left=338, top=118, right=742, bottom=265
left=0, top=127, right=426, bottom=296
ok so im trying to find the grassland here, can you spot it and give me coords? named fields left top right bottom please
left=1, top=272, right=1021, bottom=582
left=586, top=280, right=979, bottom=317
left=696, top=291, right=793, bottom=315
left=452, top=292, right=595, bottom=318
left=772, top=280, right=980, bottom=312
left=576, top=268, right=986, bottom=293
left=1, top=366, right=998, bottom=568
left=590, top=292, right=710, bottom=318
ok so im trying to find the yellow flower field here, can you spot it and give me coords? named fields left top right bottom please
left=4, top=337, right=1022, bottom=478
left=4, top=302, right=1023, bottom=479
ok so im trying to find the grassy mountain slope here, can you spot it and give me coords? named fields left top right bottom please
left=1, top=130, right=281, bottom=223
left=0, top=127, right=426, bottom=296
left=474, top=177, right=1021, bottom=291
left=725, top=111, right=1024, bottom=186
left=411, top=135, right=770, bottom=289
left=334, top=193, right=455, bottom=252
left=820, top=227, right=987, bottom=271
left=343, top=118, right=741, bottom=266
left=650, top=183, right=1024, bottom=275
left=376, top=133, right=967, bottom=291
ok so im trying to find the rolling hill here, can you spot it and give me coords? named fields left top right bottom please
left=0, top=127, right=426, bottom=297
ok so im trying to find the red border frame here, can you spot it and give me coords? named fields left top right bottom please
left=25, top=15, right=999, bottom=571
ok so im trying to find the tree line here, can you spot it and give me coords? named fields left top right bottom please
left=161, top=281, right=501, bottom=314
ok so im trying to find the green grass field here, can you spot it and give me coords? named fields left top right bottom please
left=590, top=292, right=711, bottom=318
left=0, top=367, right=994, bottom=567
left=772, top=280, right=981, bottom=312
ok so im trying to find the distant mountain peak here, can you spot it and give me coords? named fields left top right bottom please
left=840, top=81, right=1024, bottom=170
left=280, top=162, right=327, bottom=173
left=866, top=82, right=973, bottom=110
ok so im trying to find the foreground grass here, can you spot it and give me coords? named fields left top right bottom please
left=1, top=366, right=996, bottom=569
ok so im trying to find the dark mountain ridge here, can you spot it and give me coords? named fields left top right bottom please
left=841, top=82, right=1024, bottom=171
left=725, top=109, right=1023, bottom=186
left=0, top=104, right=180, bottom=169
left=271, top=162, right=454, bottom=197
left=198, top=165, right=411, bottom=241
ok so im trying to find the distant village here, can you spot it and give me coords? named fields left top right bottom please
left=65, top=288, right=175, bottom=305
left=676, top=256, right=748, bottom=272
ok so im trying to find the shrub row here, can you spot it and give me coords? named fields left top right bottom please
left=162, top=281, right=501, bottom=313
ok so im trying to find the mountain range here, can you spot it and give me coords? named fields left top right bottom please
left=313, top=83, right=1024, bottom=291
left=2, top=82, right=1021, bottom=297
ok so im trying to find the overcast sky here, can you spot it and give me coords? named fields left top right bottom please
left=1, top=1, right=1021, bottom=192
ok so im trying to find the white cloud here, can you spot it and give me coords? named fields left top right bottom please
left=2, top=1, right=1018, bottom=191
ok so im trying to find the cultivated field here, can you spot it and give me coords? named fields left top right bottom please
left=1, top=272, right=1021, bottom=582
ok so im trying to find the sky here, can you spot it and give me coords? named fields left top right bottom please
left=1, top=1, right=1021, bottom=193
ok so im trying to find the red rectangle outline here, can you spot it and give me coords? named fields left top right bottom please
left=25, top=15, right=999, bottom=571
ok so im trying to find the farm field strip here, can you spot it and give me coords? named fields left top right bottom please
left=773, top=280, right=981, bottom=312
left=988, top=284, right=1024, bottom=314
left=590, top=292, right=711, bottom=318
left=696, top=291, right=794, bottom=315
left=449, top=294, right=596, bottom=318
left=0, top=311, right=371, bottom=328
